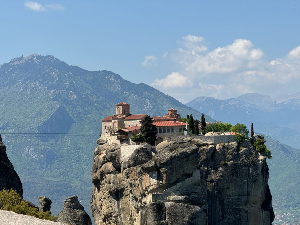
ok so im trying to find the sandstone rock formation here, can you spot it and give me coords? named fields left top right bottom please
left=91, top=136, right=274, bottom=225
left=57, top=195, right=92, bottom=225
left=0, top=134, right=23, bottom=197
left=38, top=196, right=52, bottom=212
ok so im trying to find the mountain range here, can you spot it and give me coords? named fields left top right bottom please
left=1, top=54, right=299, bottom=223
left=0, top=54, right=213, bottom=219
left=186, top=93, right=300, bottom=149
left=186, top=94, right=300, bottom=223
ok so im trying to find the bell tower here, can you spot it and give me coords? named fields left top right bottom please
left=115, top=102, right=130, bottom=115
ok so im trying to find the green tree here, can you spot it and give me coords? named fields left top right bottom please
left=200, top=114, right=206, bottom=135
left=140, top=115, right=157, bottom=145
left=180, top=118, right=188, bottom=123
left=235, top=133, right=246, bottom=144
left=231, top=123, right=249, bottom=137
left=131, top=133, right=145, bottom=144
left=195, top=119, right=200, bottom=135
left=205, top=122, right=232, bottom=133
left=253, top=136, right=272, bottom=159
left=218, top=122, right=232, bottom=132
left=251, top=123, right=254, bottom=137
left=188, top=114, right=195, bottom=135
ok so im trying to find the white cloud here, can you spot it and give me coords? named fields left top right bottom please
left=25, top=1, right=45, bottom=11
left=162, top=51, right=168, bottom=59
left=152, top=72, right=193, bottom=89
left=142, top=55, right=158, bottom=67
left=152, top=35, right=300, bottom=102
left=24, top=1, right=64, bottom=12
left=46, top=4, right=64, bottom=11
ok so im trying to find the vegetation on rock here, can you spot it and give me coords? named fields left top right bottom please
left=130, top=134, right=145, bottom=144
left=0, top=189, right=56, bottom=221
left=254, top=136, right=272, bottom=159
left=235, top=133, right=246, bottom=144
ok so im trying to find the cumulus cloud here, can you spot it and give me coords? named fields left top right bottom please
left=152, top=72, right=193, bottom=89
left=24, top=1, right=64, bottom=11
left=152, top=35, right=300, bottom=102
left=142, top=55, right=158, bottom=67
left=25, top=1, right=45, bottom=11
left=178, top=37, right=266, bottom=75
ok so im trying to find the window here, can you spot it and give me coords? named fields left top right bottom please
left=167, top=128, right=170, bottom=133
left=179, top=128, right=182, bottom=132
left=159, top=128, right=162, bottom=133
left=171, top=128, right=174, bottom=133
left=163, top=128, right=166, bottom=133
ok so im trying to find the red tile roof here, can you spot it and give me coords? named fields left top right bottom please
left=124, top=114, right=147, bottom=120
left=152, top=116, right=174, bottom=122
left=152, top=121, right=188, bottom=127
left=102, top=116, right=113, bottom=122
left=116, top=102, right=129, bottom=106
left=121, top=126, right=141, bottom=132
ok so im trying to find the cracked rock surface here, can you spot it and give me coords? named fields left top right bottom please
left=91, top=136, right=274, bottom=225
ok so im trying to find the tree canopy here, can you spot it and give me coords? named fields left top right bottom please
left=231, top=123, right=249, bottom=137
left=200, top=114, right=206, bottom=135
left=140, top=115, right=157, bottom=145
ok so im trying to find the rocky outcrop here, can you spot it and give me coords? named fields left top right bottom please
left=38, top=196, right=52, bottom=212
left=0, top=134, right=23, bottom=197
left=57, top=195, right=92, bottom=225
left=0, top=210, right=68, bottom=225
left=91, top=136, right=274, bottom=225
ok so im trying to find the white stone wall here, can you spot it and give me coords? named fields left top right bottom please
left=156, top=126, right=185, bottom=138
left=102, top=121, right=112, bottom=133
left=197, top=135, right=235, bottom=144
left=124, top=120, right=142, bottom=127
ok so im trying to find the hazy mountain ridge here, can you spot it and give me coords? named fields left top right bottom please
left=0, top=54, right=213, bottom=219
left=186, top=93, right=300, bottom=148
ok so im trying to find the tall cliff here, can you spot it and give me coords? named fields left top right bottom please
left=90, top=136, right=274, bottom=225
left=0, top=135, right=23, bottom=197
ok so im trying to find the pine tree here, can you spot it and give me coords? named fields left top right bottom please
left=200, top=114, right=206, bottom=135
left=140, top=115, right=157, bottom=145
left=195, top=119, right=200, bottom=135
left=251, top=123, right=254, bottom=137
left=188, top=114, right=195, bottom=135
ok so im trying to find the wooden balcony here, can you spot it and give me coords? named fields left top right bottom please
left=117, top=135, right=128, bottom=140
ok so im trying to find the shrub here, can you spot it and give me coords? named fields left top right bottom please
left=131, top=133, right=145, bottom=144
left=0, top=189, right=56, bottom=221
left=235, top=133, right=246, bottom=144
left=253, top=137, right=272, bottom=159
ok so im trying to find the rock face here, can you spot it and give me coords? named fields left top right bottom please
left=0, top=134, right=23, bottom=197
left=57, top=195, right=92, bottom=225
left=38, top=196, right=52, bottom=212
left=91, top=136, right=274, bottom=225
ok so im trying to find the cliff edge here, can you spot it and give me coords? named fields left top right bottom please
left=0, top=134, right=23, bottom=197
left=91, top=136, right=274, bottom=225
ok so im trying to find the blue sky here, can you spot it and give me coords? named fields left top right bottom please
left=1, top=1, right=300, bottom=103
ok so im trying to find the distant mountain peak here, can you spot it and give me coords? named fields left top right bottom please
left=8, top=54, right=63, bottom=66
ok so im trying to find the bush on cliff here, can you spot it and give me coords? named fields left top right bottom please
left=131, top=133, right=145, bottom=144
left=0, top=188, right=56, bottom=221
left=235, top=133, right=246, bottom=144
left=254, top=137, right=272, bottom=159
